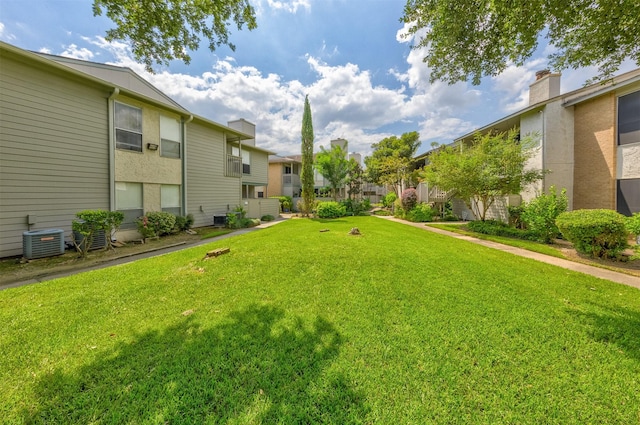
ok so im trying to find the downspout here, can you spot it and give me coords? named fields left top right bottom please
left=540, top=109, right=545, bottom=193
left=108, top=88, right=119, bottom=211
left=182, top=115, right=194, bottom=216
left=239, top=137, right=243, bottom=208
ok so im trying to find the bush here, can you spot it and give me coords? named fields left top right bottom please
left=340, top=199, right=368, bottom=216
left=626, top=212, right=640, bottom=238
left=467, top=220, right=540, bottom=241
left=407, top=203, right=435, bottom=222
left=72, top=210, right=124, bottom=256
left=401, top=188, right=418, bottom=212
left=316, top=201, right=347, bottom=218
left=508, top=205, right=526, bottom=229
left=271, top=196, right=293, bottom=212
left=382, top=192, right=397, bottom=208
left=141, top=211, right=177, bottom=236
left=174, top=214, right=194, bottom=231
left=522, top=186, right=568, bottom=243
left=261, top=214, right=275, bottom=222
left=556, top=209, right=629, bottom=259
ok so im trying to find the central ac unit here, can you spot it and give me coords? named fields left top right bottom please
left=23, top=229, right=65, bottom=259
left=73, top=228, right=107, bottom=251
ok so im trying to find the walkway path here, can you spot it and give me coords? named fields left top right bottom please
left=377, top=216, right=640, bottom=290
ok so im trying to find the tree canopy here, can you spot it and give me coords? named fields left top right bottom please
left=315, top=144, right=352, bottom=202
left=401, top=0, right=640, bottom=85
left=300, top=95, right=315, bottom=216
left=421, top=130, right=544, bottom=221
left=364, top=131, right=421, bottom=196
left=93, top=0, right=257, bottom=72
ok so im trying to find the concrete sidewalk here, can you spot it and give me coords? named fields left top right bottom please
left=377, top=216, right=640, bottom=290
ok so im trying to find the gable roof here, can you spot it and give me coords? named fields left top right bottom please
left=37, top=53, right=188, bottom=112
left=454, top=67, right=640, bottom=143
left=0, top=41, right=258, bottom=142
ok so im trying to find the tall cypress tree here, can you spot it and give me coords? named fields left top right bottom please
left=300, top=95, right=315, bottom=216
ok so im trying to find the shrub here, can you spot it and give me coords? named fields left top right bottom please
left=556, top=209, right=629, bottom=259
left=626, top=213, right=640, bottom=238
left=174, top=214, right=194, bottom=231
left=467, top=220, right=540, bottom=241
left=316, top=201, right=347, bottom=218
left=362, top=198, right=371, bottom=210
left=340, top=199, right=368, bottom=216
left=401, top=188, right=418, bottom=212
left=72, top=210, right=124, bottom=257
left=136, top=211, right=177, bottom=237
left=261, top=214, right=275, bottom=222
left=407, top=203, right=435, bottom=222
left=508, top=205, right=526, bottom=229
left=522, top=186, right=568, bottom=243
left=382, top=192, right=397, bottom=208
left=271, top=196, right=293, bottom=212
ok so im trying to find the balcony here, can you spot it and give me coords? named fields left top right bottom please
left=226, top=155, right=241, bottom=177
left=283, top=174, right=301, bottom=186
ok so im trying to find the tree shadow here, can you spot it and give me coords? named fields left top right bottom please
left=569, top=304, right=640, bottom=361
left=24, top=304, right=368, bottom=424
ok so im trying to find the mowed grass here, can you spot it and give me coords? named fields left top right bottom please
left=1, top=216, right=639, bottom=424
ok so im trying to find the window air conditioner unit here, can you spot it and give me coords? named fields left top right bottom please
left=23, top=229, right=65, bottom=259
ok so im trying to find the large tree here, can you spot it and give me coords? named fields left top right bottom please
left=421, top=130, right=544, bottom=221
left=401, top=0, right=640, bottom=85
left=300, top=95, right=315, bottom=216
left=93, top=0, right=257, bottom=72
left=364, top=131, right=421, bottom=196
left=315, top=144, right=351, bottom=202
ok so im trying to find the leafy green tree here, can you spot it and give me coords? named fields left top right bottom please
left=346, top=159, right=364, bottom=200
left=422, top=130, right=544, bottom=221
left=521, top=185, right=568, bottom=243
left=93, top=0, right=257, bottom=72
left=401, top=0, right=640, bottom=85
left=300, top=95, right=315, bottom=216
left=364, top=131, right=421, bottom=197
left=315, top=144, right=352, bottom=202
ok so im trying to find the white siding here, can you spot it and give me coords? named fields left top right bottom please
left=0, top=53, right=110, bottom=257
left=186, top=122, right=241, bottom=227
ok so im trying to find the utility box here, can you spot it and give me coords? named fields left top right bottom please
left=23, top=229, right=65, bottom=259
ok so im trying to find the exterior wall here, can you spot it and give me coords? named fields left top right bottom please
left=573, top=94, right=616, bottom=210
left=542, top=101, right=575, bottom=208
left=0, top=52, right=110, bottom=257
left=245, top=198, right=280, bottom=219
left=520, top=110, right=544, bottom=202
left=242, top=148, right=268, bottom=186
left=186, top=121, right=241, bottom=228
left=267, top=163, right=283, bottom=198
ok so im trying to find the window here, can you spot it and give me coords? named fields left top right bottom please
left=284, top=164, right=292, bottom=174
left=242, top=150, right=251, bottom=174
left=617, top=178, right=640, bottom=216
left=115, top=182, right=143, bottom=229
left=618, top=91, right=640, bottom=146
left=115, top=102, right=142, bottom=152
left=160, top=115, right=181, bottom=158
left=161, top=185, right=181, bottom=216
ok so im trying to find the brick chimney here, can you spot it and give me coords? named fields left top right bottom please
left=529, top=69, right=561, bottom=105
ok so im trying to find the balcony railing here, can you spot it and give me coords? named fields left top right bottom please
left=282, top=174, right=301, bottom=186
left=226, top=155, right=241, bottom=177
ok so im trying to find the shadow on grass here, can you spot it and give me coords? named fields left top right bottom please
left=25, top=304, right=368, bottom=423
left=310, top=218, right=349, bottom=224
left=572, top=304, right=640, bottom=360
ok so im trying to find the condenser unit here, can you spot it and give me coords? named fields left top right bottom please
left=23, top=229, right=65, bottom=259
left=73, top=229, right=107, bottom=252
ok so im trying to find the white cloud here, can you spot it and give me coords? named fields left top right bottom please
left=60, top=43, right=95, bottom=61
left=265, top=0, right=311, bottom=14
left=0, top=22, right=16, bottom=41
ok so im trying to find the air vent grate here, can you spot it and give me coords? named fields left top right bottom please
left=23, top=229, right=65, bottom=259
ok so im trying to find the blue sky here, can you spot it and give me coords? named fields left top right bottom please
left=0, top=0, right=636, bottom=157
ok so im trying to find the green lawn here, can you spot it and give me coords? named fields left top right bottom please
left=1, top=217, right=639, bottom=424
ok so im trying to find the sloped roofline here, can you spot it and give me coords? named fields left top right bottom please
left=454, top=67, right=640, bottom=143
left=0, top=41, right=255, bottom=142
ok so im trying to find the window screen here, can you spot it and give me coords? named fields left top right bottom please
left=115, top=182, right=143, bottom=228
left=115, top=102, right=142, bottom=152
left=617, top=178, right=640, bottom=216
left=161, top=185, right=181, bottom=215
left=160, top=115, right=181, bottom=158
